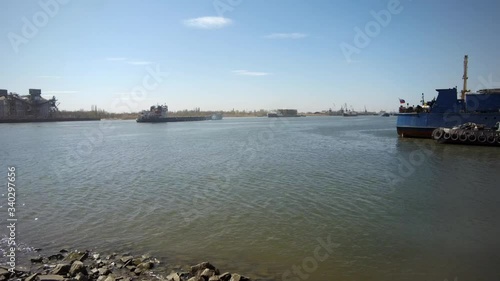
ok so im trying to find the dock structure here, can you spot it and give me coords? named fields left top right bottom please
left=0, top=89, right=101, bottom=123
left=0, top=89, right=58, bottom=119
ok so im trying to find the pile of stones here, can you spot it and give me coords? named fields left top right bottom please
left=0, top=250, right=252, bottom=281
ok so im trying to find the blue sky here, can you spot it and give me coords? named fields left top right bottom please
left=1, top=0, right=499, bottom=113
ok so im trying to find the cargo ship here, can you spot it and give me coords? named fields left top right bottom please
left=136, top=104, right=222, bottom=123
left=0, top=89, right=100, bottom=123
left=397, top=56, right=500, bottom=138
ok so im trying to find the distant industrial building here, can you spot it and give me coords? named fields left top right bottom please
left=0, top=89, right=58, bottom=119
left=267, top=109, right=303, bottom=117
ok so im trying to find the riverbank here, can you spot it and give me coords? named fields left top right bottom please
left=1, top=249, right=256, bottom=281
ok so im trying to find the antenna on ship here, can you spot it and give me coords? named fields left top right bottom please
left=461, top=55, right=470, bottom=100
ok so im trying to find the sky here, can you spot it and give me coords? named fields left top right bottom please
left=1, top=0, right=500, bottom=113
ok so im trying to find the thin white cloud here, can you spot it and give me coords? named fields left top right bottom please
left=183, top=16, right=232, bottom=29
left=126, top=61, right=154, bottom=65
left=43, top=91, right=79, bottom=94
left=232, top=70, right=271, bottom=76
left=38, top=76, right=61, bottom=79
left=265, top=33, right=308, bottom=39
left=106, top=57, right=127, bottom=61
left=106, top=58, right=154, bottom=65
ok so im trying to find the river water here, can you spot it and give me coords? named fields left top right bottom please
left=1, top=116, right=499, bottom=281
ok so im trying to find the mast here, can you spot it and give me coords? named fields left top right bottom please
left=461, top=55, right=470, bottom=100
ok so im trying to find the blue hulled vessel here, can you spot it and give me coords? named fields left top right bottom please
left=397, top=56, right=500, bottom=138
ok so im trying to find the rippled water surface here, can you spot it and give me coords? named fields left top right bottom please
left=1, top=117, right=499, bottom=281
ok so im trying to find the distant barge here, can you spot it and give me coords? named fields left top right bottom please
left=0, top=88, right=100, bottom=123
left=136, top=105, right=222, bottom=123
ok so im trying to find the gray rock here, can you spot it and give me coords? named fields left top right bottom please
left=125, top=265, right=136, bottom=272
left=137, top=261, right=153, bottom=271
left=96, top=276, right=106, bottom=281
left=131, top=258, right=143, bottom=266
left=133, top=268, right=142, bottom=275
left=166, top=272, right=180, bottom=281
left=48, top=254, right=64, bottom=261
left=31, top=257, right=44, bottom=263
left=98, top=268, right=110, bottom=276
left=229, top=274, right=250, bottom=281
left=69, top=261, right=86, bottom=276
left=190, top=262, right=219, bottom=276
left=74, top=273, right=88, bottom=281
left=209, top=276, right=221, bottom=281
left=14, top=268, right=31, bottom=277
left=51, top=263, right=70, bottom=275
left=0, top=269, right=9, bottom=277
left=64, top=252, right=88, bottom=263
left=37, top=275, right=65, bottom=281
left=25, top=273, right=39, bottom=281
left=201, top=268, right=215, bottom=278
left=219, top=272, right=231, bottom=281
left=120, top=256, right=133, bottom=264
left=104, top=275, right=116, bottom=281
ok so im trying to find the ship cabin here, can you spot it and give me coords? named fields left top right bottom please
left=399, top=87, right=500, bottom=114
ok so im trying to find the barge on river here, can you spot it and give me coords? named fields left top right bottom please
left=136, top=104, right=222, bottom=123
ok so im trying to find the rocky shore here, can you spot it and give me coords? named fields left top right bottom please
left=0, top=249, right=254, bottom=281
